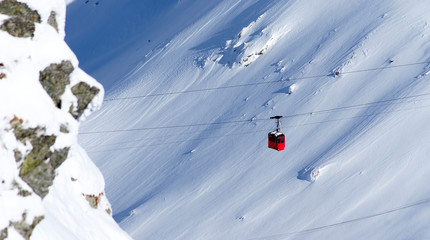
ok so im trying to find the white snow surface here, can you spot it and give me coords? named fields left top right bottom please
left=0, top=0, right=131, bottom=239
left=67, top=0, right=430, bottom=239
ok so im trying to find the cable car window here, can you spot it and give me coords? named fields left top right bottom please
left=269, top=134, right=277, bottom=142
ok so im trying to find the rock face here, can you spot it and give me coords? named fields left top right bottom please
left=11, top=117, right=70, bottom=198
left=0, top=0, right=41, bottom=38
left=9, top=213, right=44, bottom=240
left=47, top=11, right=58, bottom=32
left=0, top=0, right=130, bottom=239
left=70, top=81, right=101, bottom=119
left=39, top=61, right=74, bottom=109
left=39, top=60, right=101, bottom=119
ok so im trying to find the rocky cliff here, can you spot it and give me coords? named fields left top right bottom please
left=0, top=0, right=131, bottom=239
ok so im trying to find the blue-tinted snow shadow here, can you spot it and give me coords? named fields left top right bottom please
left=274, top=86, right=292, bottom=95
left=297, top=168, right=315, bottom=182
left=294, top=83, right=419, bottom=182
left=66, top=0, right=223, bottom=91
left=66, top=0, right=179, bottom=66
left=65, top=0, right=178, bottom=91
left=190, top=0, right=277, bottom=67
left=113, top=173, right=180, bottom=223
left=113, top=192, right=156, bottom=223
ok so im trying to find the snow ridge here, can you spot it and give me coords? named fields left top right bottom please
left=0, top=0, right=131, bottom=239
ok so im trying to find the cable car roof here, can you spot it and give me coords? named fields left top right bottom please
left=269, top=131, right=284, bottom=136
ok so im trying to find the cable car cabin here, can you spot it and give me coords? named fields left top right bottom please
left=268, top=131, right=285, bottom=151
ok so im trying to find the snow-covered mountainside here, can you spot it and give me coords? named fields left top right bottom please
left=0, top=0, right=131, bottom=239
left=67, top=0, right=430, bottom=239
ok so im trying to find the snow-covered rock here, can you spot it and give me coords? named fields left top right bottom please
left=0, top=0, right=131, bottom=239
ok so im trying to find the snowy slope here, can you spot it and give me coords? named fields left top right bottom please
left=0, top=0, right=131, bottom=239
left=67, top=0, right=430, bottom=239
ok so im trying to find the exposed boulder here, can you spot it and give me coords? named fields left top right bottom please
left=0, top=0, right=41, bottom=22
left=85, top=192, right=112, bottom=215
left=50, top=147, right=70, bottom=169
left=9, top=212, right=44, bottom=240
left=10, top=117, right=69, bottom=198
left=12, top=180, right=32, bottom=197
left=0, top=0, right=41, bottom=38
left=0, top=228, right=7, bottom=240
left=85, top=193, right=101, bottom=209
left=39, top=61, right=74, bottom=108
left=47, top=11, right=58, bottom=32
left=70, top=81, right=100, bottom=119
left=1, top=16, right=35, bottom=38
left=20, top=162, right=55, bottom=198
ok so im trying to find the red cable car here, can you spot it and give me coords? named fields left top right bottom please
left=268, top=116, right=285, bottom=151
